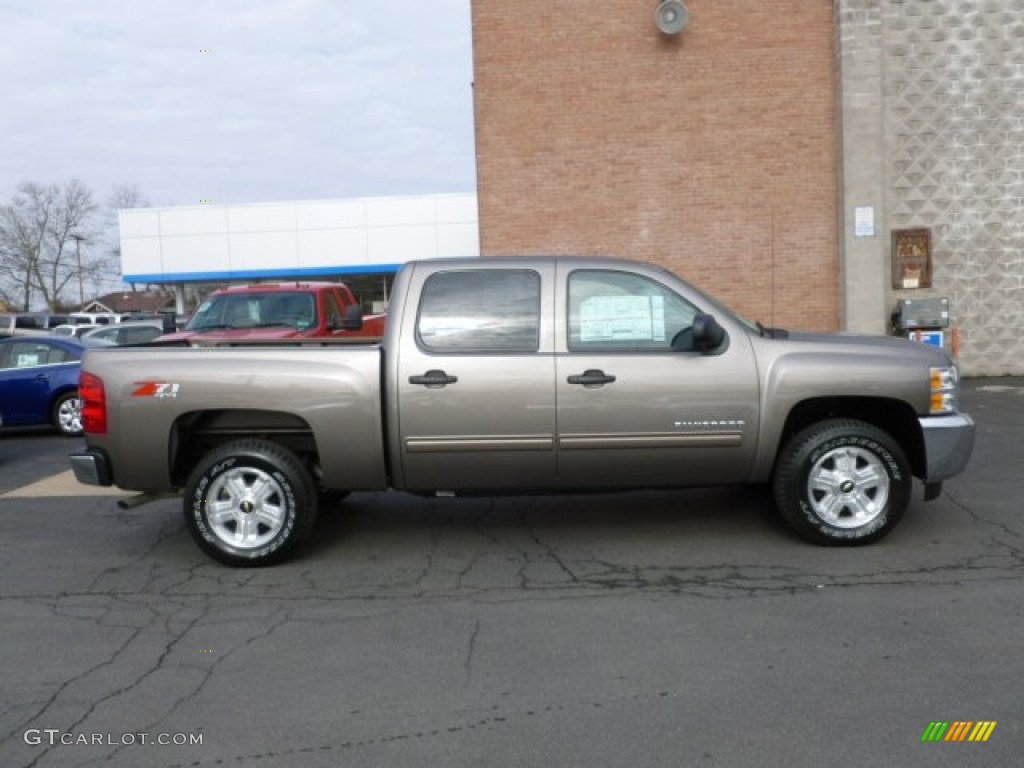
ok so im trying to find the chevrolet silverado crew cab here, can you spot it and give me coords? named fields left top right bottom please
left=157, top=281, right=385, bottom=344
left=70, top=257, right=975, bottom=566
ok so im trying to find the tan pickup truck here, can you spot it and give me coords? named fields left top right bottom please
left=70, top=256, right=975, bottom=566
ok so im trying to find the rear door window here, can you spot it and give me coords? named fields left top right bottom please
left=2, top=342, right=75, bottom=368
left=416, top=270, right=541, bottom=353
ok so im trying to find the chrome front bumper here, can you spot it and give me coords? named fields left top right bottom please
left=919, top=413, right=975, bottom=483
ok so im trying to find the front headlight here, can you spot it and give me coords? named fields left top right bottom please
left=930, top=365, right=959, bottom=414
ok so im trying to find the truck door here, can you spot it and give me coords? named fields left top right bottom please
left=395, top=265, right=557, bottom=490
left=554, top=266, right=759, bottom=489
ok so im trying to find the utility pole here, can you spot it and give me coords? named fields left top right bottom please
left=70, top=234, right=87, bottom=307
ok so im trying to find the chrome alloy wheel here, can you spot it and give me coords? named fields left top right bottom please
left=806, top=445, right=890, bottom=528
left=204, top=466, right=287, bottom=549
left=57, top=397, right=83, bottom=435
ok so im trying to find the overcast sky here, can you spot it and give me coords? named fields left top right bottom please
left=0, top=0, right=477, bottom=209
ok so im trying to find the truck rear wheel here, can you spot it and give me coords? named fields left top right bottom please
left=773, top=419, right=911, bottom=545
left=184, top=439, right=318, bottom=566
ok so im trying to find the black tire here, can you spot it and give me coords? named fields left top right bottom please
left=773, top=419, right=911, bottom=545
left=184, top=439, right=318, bottom=566
left=52, top=391, right=83, bottom=436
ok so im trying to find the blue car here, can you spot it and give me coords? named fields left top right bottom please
left=0, top=336, right=84, bottom=436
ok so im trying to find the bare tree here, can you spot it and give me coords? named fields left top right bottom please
left=0, top=187, right=36, bottom=311
left=108, top=183, right=148, bottom=213
left=0, top=186, right=47, bottom=310
left=0, top=180, right=98, bottom=310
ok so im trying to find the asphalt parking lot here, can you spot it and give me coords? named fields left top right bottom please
left=1, top=378, right=1021, bottom=767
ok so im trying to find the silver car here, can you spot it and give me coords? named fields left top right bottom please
left=80, top=320, right=166, bottom=347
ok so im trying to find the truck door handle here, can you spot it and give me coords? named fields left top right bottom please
left=567, top=369, right=616, bottom=387
left=409, top=369, right=458, bottom=388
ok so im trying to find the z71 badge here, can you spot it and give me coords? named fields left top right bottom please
left=131, top=381, right=180, bottom=399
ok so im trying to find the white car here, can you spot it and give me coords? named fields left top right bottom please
left=69, top=311, right=124, bottom=326
left=52, top=323, right=102, bottom=338
left=2, top=312, right=71, bottom=337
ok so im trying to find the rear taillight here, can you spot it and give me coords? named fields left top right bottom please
left=79, top=372, right=107, bottom=434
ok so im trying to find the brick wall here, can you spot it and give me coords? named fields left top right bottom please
left=472, top=0, right=838, bottom=330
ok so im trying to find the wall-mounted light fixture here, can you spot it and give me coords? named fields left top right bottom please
left=655, top=0, right=689, bottom=35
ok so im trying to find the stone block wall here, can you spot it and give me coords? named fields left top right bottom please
left=882, top=0, right=1024, bottom=375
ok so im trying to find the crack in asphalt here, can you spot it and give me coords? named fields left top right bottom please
left=946, top=489, right=1024, bottom=553
left=463, top=618, right=481, bottom=682
left=4, top=529, right=1023, bottom=605
left=18, top=595, right=213, bottom=768
left=90, top=606, right=295, bottom=767
left=83, top=516, right=184, bottom=595
left=142, top=687, right=678, bottom=768
left=6, top=512, right=1020, bottom=763
left=520, top=501, right=580, bottom=586
left=8, top=622, right=146, bottom=767
left=4, top=472, right=1023, bottom=766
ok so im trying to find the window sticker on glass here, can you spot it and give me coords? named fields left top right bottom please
left=17, top=354, right=42, bottom=367
left=579, top=296, right=665, bottom=342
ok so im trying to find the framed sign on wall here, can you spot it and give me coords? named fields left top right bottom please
left=891, top=227, right=932, bottom=289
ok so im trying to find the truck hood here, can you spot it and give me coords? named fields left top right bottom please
left=765, top=330, right=953, bottom=366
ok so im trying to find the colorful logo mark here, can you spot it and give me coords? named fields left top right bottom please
left=921, top=721, right=997, bottom=742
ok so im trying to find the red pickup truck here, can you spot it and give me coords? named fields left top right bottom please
left=158, top=282, right=385, bottom=343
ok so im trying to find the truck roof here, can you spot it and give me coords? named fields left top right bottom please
left=214, top=282, right=343, bottom=293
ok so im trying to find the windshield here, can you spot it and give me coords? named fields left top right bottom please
left=187, top=292, right=318, bottom=331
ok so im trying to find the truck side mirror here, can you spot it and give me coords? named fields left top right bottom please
left=341, top=305, right=364, bottom=331
left=692, top=313, right=727, bottom=354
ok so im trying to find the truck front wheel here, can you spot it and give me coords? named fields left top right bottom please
left=184, top=439, right=318, bottom=566
left=773, top=420, right=911, bottom=545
